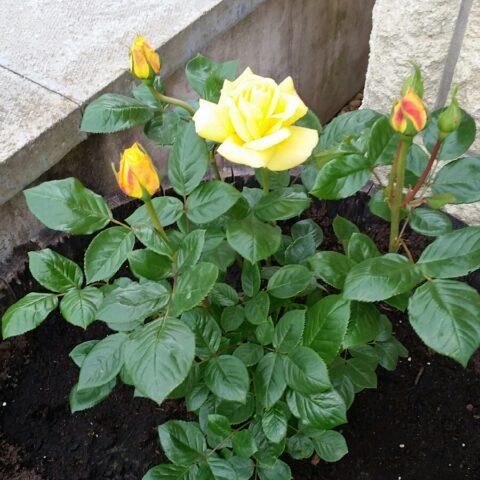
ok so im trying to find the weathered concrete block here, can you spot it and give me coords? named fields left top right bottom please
left=363, top=0, right=460, bottom=113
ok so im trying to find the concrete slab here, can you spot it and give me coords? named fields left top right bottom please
left=0, top=0, right=266, bottom=205
left=0, top=67, right=83, bottom=202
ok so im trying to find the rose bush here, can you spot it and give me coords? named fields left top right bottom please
left=3, top=38, right=480, bottom=480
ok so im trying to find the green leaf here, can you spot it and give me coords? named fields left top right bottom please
left=255, top=169, right=291, bottom=190
left=427, top=193, right=457, bottom=209
left=309, top=251, right=355, bottom=289
left=60, top=286, right=103, bottom=328
left=133, top=82, right=163, bottom=107
left=202, top=241, right=236, bottom=272
left=255, top=187, right=310, bottom=221
left=144, top=110, right=182, bottom=147
left=177, top=229, right=206, bottom=272
left=128, top=249, right=172, bottom=281
left=232, top=430, right=258, bottom=458
left=343, top=254, right=423, bottom=302
left=332, top=215, right=359, bottom=251
left=228, top=457, right=254, bottom=480
left=273, top=310, right=305, bottom=353
left=132, top=224, right=174, bottom=258
left=368, top=116, right=399, bottom=165
left=158, top=420, right=206, bottom=466
left=311, top=430, right=348, bottom=462
left=208, top=414, right=231, bottom=437
left=368, top=189, right=394, bottom=222
left=168, top=122, right=209, bottom=196
left=97, top=281, right=170, bottom=327
left=267, top=265, right=313, bottom=298
left=81, top=93, right=154, bottom=133
left=207, top=456, right=238, bottom=480
left=182, top=308, right=221, bottom=358
left=78, top=332, right=128, bottom=390
left=408, top=279, right=480, bottom=367
left=209, top=283, right=238, bottom=307
left=227, top=215, right=282, bottom=263
left=347, top=232, right=380, bottom=262
left=375, top=337, right=407, bottom=371
left=417, top=226, right=480, bottom=278
left=256, top=320, right=275, bottom=346
left=69, top=379, right=116, bottom=413
left=345, top=357, right=377, bottom=391
left=2, top=293, right=58, bottom=339
left=409, top=208, right=452, bottom=237
left=70, top=340, right=99, bottom=367
left=186, top=55, right=237, bottom=102
left=284, top=235, right=316, bottom=265
left=186, top=181, right=241, bottom=224
left=343, top=302, right=382, bottom=348
left=241, top=261, right=260, bottom=297
left=423, top=108, right=476, bottom=160
left=286, top=389, right=347, bottom=429
left=310, top=154, right=372, bottom=200
left=291, top=219, right=323, bottom=247
left=233, top=343, right=264, bottom=367
left=405, top=144, right=429, bottom=185
left=304, top=295, right=350, bottom=364
left=84, top=227, right=135, bottom=283
left=28, top=248, right=83, bottom=292
left=205, top=355, right=249, bottom=403
left=126, top=196, right=184, bottom=227
left=244, top=292, right=270, bottom=325
left=318, top=109, right=381, bottom=150
left=295, top=109, right=323, bottom=135
left=142, top=464, right=195, bottom=480
left=170, top=262, right=219, bottom=316
left=286, top=434, right=314, bottom=459
left=125, top=317, right=195, bottom=404
left=261, top=402, right=289, bottom=443
left=257, top=459, right=291, bottom=480
left=432, top=157, right=480, bottom=204
left=254, top=352, right=286, bottom=409
left=284, top=346, right=331, bottom=394
left=221, top=305, right=245, bottom=332
left=24, top=178, right=111, bottom=234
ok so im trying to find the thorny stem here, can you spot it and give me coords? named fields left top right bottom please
left=210, top=149, right=222, bottom=181
left=403, top=139, right=442, bottom=206
left=143, top=196, right=170, bottom=244
left=262, top=169, right=270, bottom=196
left=389, top=137, right=412, bottom=253
left=146, top=84, right=195, bottom=116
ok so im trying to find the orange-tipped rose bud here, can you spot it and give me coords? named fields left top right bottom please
left=390, top=87, right=427, bottom=135
left=116, top=143, right=160, bottom=198
left=130, top=36, right=160, bottom=80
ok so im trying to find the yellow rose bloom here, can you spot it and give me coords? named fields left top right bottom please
left=193, top=68, right=319, bottom=171
left=116, top=143, right=160, bottom=198
left=130, top=36, right=161, bottom=79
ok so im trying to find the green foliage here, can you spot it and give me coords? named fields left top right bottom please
left=7, top=57, right=480, bottom=480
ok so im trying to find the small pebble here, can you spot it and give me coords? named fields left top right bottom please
left=427, top=362, right=431, bottom=365
left=399, top=444, right=405, bottom=448
left=466, top=404, right=474, bottom=412
left=407, top=357, right=412, bottom=362
left=2, top=402, right=6, bottom=407
left=462, top=443, right=466, bottom=447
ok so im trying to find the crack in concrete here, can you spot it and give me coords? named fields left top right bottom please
left=0, top=63, right=82, bottom=106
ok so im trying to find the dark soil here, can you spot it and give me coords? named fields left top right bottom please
left=1, top=189, right=480, bottom=480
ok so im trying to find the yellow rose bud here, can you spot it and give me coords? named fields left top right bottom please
left=192, top=68, right=318, bottom=171
left=130, top=36, right=161, bottom=80
left=116, top=143, right=160, bottom=198
left=390, top=87, right=427, bottom=135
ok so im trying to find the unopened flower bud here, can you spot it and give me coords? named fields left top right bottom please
left=390, top=87, right=427, bottom=136
left=130, top=36, right=160, bottom=80
left=438, top=86, right=461, bottom=138
left=115, top=143, right=160, bottom=199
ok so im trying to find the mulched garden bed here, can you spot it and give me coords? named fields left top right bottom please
left=1, top=187, right=480, bottom=480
